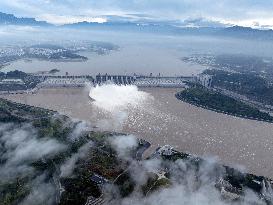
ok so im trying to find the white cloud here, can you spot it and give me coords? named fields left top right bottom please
left=38, top=14, right=107, bottom=25
left=1, top=0, right=273, bottom=28
left=0, top=123, right=67, bottom=180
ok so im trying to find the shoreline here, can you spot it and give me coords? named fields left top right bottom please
left=2, top=87, right=273, bottom=178
left=1, top=92, right=272, bottom=182
left=175, top=93, right=273, bottom=124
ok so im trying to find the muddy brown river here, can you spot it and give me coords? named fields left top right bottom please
left=2, top=87, right=273, bottom=178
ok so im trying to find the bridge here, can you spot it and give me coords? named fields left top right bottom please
left=34, top=74, right=196, bottom=88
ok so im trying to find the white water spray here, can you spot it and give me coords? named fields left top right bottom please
left=89, top=84, right=151, bottom=112
left=89, top=84, right=152, bottom=131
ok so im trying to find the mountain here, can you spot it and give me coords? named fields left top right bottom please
left=63, top=21, right=273, bottom=40
left=62, top=21, right=180, bottom=34
left=1, top=11, right=273, bottom=40
left=216, top=26, right=273, bottom=40
left=0, top=12, right=51, bottom=26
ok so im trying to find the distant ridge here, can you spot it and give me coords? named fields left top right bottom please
left=1, top=11, right=273, bottom=40
left=63, top=21, right=273, bottom=40
left=0, top=12, right=51, bottom=26
left=218, top=25, right=273, bottom=40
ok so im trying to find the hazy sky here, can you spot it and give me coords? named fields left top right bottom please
left=1, top=0, right=273, bottom=28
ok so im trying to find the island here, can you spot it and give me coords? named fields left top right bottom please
left=0, top=42, right=119, bottom=68
left=176, top=86, right=273, bottom=123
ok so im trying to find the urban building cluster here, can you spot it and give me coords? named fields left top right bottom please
left=195, top=74, right=213, bottom=88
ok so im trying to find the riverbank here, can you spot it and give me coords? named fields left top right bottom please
left=2, top=87, right=273, bottom=178
left=176, top=87, right=273, bottom=123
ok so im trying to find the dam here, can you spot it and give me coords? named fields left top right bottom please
left=35, top=74, right=197, bottom=88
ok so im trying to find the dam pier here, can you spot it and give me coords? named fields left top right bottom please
left=35, top=73, right=203, bottom=88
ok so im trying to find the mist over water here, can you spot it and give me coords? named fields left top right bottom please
left=1, top=86, right=273, bottom=204
left=89, top=84, right=153, bottom=131
left=1, top=7, right=273, bottom=204
left=4, top=86, right=273, bottom=178
left=88, top=85, right=273, bottom=204
left=89, top=84, right=151, bottom=112
left=2, top=26, right=273, bottom=179
left=2, top=27, right=273, bottom=76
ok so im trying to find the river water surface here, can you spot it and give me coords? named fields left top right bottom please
left=2, top=87, right=273, bottom=178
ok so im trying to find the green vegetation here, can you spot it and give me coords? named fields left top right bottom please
left=0, top=179, right=30, bottom=205
left=183, top=54, right=273, bottom=81
left=184, top=54, right=273, bottom=106
left=204, top=69, right=273, bottom=106
left=176, top=87, right=273, bottom=122
left=0, top=101, right=82, bottom=205
left=0, top=98, right=55, bottom=122
left=214, top=54, right=273, bottom=75
left=49, top=68, right=60, bottom=74
left=115, top=172, right=136, bottom=197
left=142, top=175, right=171, bottom=195
left=0, top=97, right=140, bottom=205
left=161, top=152, right=189, bottom=161
left=1, top=97, right=273, bottom=205
left=60, top=169, right=101, bottom=205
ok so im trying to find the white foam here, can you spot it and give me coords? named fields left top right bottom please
left=89, top=84, right=151, bottom=112
left=89, top=84, right=152, bottom=131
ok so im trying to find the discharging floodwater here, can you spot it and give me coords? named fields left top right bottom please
left=2, top=87, right=273, bottom=178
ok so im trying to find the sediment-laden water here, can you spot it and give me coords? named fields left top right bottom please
left=2, top=87, right=273, bottom=178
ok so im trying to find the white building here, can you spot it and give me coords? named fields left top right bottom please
left=0, top=79, right=25, bottom=85
left=38, top=77, right=91, bottom=88
left=157, top=145, right=175, bottom=156
left=196, top=74, right=212, bottom=88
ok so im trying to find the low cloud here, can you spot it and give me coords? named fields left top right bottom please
left=60, top=141, right=93, bottom=177
left=89, top=84, right=152, bottom=131
left=68, top=120, right=90, bottom=141
left=110, top=134, right=138, bottom=159
left=0, top=119, right=95, bottom=204
left=107, top=158, right=265, bottom=205
left=0, top=123, right=66, bottom=181
left=89, top=84, right=151, bottom=113
left=2, top=0, right=273, bottom=28
left=19, top=174, right=57, bottom=205
left=38, top=14, right=107, bottom=25
left=106, top=135, right=269, bottom=205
